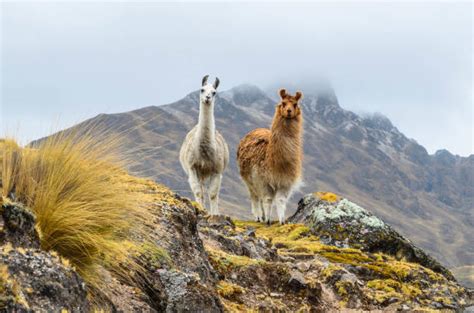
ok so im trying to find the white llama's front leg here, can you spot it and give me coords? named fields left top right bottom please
left=208, top=174, right=222, bottom=215
left=189, top=170, right=205, bottom=208
left=275, top=189, right=290, bottom=224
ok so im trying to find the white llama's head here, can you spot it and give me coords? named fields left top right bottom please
left=200, top=75, right=220, bottom=106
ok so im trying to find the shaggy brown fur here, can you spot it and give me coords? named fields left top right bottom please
left=237, top=89, right=303, bottom=224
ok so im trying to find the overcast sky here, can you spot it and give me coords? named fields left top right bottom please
left=1, top=1, right=472, bottom=155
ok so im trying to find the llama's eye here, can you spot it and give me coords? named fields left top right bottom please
left=212, top=91, right=216, bottom=96
left=282, top=102, right=286, bottom=107
left=201, top=89, right=204, bottom=93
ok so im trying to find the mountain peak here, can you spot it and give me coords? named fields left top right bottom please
left=221, top=84, right=269, bottom=107
left=361, top=113, right=396, bottom=132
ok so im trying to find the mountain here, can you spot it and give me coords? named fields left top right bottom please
left=34, top=84, right=473, bottom=271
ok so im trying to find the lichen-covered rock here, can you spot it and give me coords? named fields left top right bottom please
left=229, top=219, right=471, bottom=311
left=0, top=202, right=40, bottom=249
left=129, top=184, right=224, bottom=312
left=0, top=202, right=89, bottom=312
left=289, top=192, right=455, bottom=280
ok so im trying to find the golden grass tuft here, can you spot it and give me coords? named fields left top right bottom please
left=0, top=133, right=151, bottom=300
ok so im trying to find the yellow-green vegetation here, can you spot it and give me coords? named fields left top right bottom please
left=320, top=264, right=344, bottom=280
left=314, top=191, right=340, bottom=202
left=234, top=220, right=463, bottom=308
left=220, top=299, right=256, bottom=313
left=0, top=134, right=153, bottom=300
left=235, top=221, right=446, bottom=282
left=206, top=246, right=265, bottom=273
left=217, top=281, right=245, bottom=299
left=133, top=241, right=172, bottom=268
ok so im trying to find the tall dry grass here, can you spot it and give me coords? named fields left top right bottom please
left=0, top=132, right=150, bottom=298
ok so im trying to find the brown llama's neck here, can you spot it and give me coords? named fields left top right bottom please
left=267, top=111, right=303, bottom=176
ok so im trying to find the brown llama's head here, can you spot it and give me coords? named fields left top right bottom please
left=277, top=89, right=303, bottom=119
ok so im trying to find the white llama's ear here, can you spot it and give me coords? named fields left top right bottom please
left=213, top=77, right=220, bottom=89
left=295, top=91, right=303, bottom=101
left=202, top=75, right=209, bottom=86
left=279, top=89, right=287, bottom=99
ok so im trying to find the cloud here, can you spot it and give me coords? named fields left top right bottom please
left=1, top=1, right=472, bottom=155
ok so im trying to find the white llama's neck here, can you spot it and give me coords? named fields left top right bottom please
left=197, top=101, right=216, bottom=144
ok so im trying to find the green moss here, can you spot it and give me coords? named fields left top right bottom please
left=207, top=247, right=265, bottom=273
left=367, top=279, right=400, bottom=293
left=320, top=264, right=344, bottom=281
left=287, top=226, right=311, bottom=241
left=216, top=280, right=245, bottom=299
left=335, top=281, right=350, bottom=296
left=139, top=242, right=172, bottom=267
left=319, top=250, right=373, bottom=265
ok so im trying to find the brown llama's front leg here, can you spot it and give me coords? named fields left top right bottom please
left=275, top=189, right=290, bottom=224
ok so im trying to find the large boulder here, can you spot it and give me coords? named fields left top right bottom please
left=288, top=192, right=455, bottom=280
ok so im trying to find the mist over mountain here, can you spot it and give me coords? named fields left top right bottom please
left=36, top=84, right=473, bottom=271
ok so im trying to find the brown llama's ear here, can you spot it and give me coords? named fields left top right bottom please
left=295, top=91, right=303, bottom=101
left=202, top=75, right=209, bottom=86
left=279, top=89, right=287, bottom=99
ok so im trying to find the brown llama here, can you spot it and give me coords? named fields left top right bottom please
left=237, top=89, right=303, bottom=224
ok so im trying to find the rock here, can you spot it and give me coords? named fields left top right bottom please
left=244, top=228, right=256, bottom=238
left=296, top=261, right=311, bottom=272
left=137, top=194, right=224, bottom=312
left=288, top=193, right=456, bottom=280
left=158, top=269, right=222, bottom=313
left=0, top=202, right=89, bottom=311
left=431, top=301, right=443, bottom=309
left=0, top=202, right=40, bottom=249
left=288, top=270, right=306, bottom=289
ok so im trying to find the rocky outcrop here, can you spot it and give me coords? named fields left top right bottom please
left=0, top=201, right=89, bottom=312
left=1, top=184, right=472, bottom=312
left=200, top=211, right=471, bottom=311
left=138, top=189, right=223, bottom=312
left=289, top=192, right=455, bottom=280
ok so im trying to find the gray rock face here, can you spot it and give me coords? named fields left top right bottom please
left=288, top=193, right=455, bottom=281
left=141, top=195, right=224, bottom=313
left=0, top=202, right=89, bottom=312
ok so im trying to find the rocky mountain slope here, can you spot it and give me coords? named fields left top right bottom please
left=1, top=184, right=472, bottom=311
left=34, top=84, right=473, bottom=273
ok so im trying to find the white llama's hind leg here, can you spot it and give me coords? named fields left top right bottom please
left=189, top=170, right=205, bottom=208
left=262, top=194, right=274, bottom=225
left=208, top=174, right=222, bottom=215
left=275, top=189, right=290, bottom=224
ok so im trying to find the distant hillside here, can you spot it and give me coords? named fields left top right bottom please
left=35, top=84, right=473, bottom=271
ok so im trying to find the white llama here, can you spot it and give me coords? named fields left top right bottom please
left=179, top=75, right=229, bottom=215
